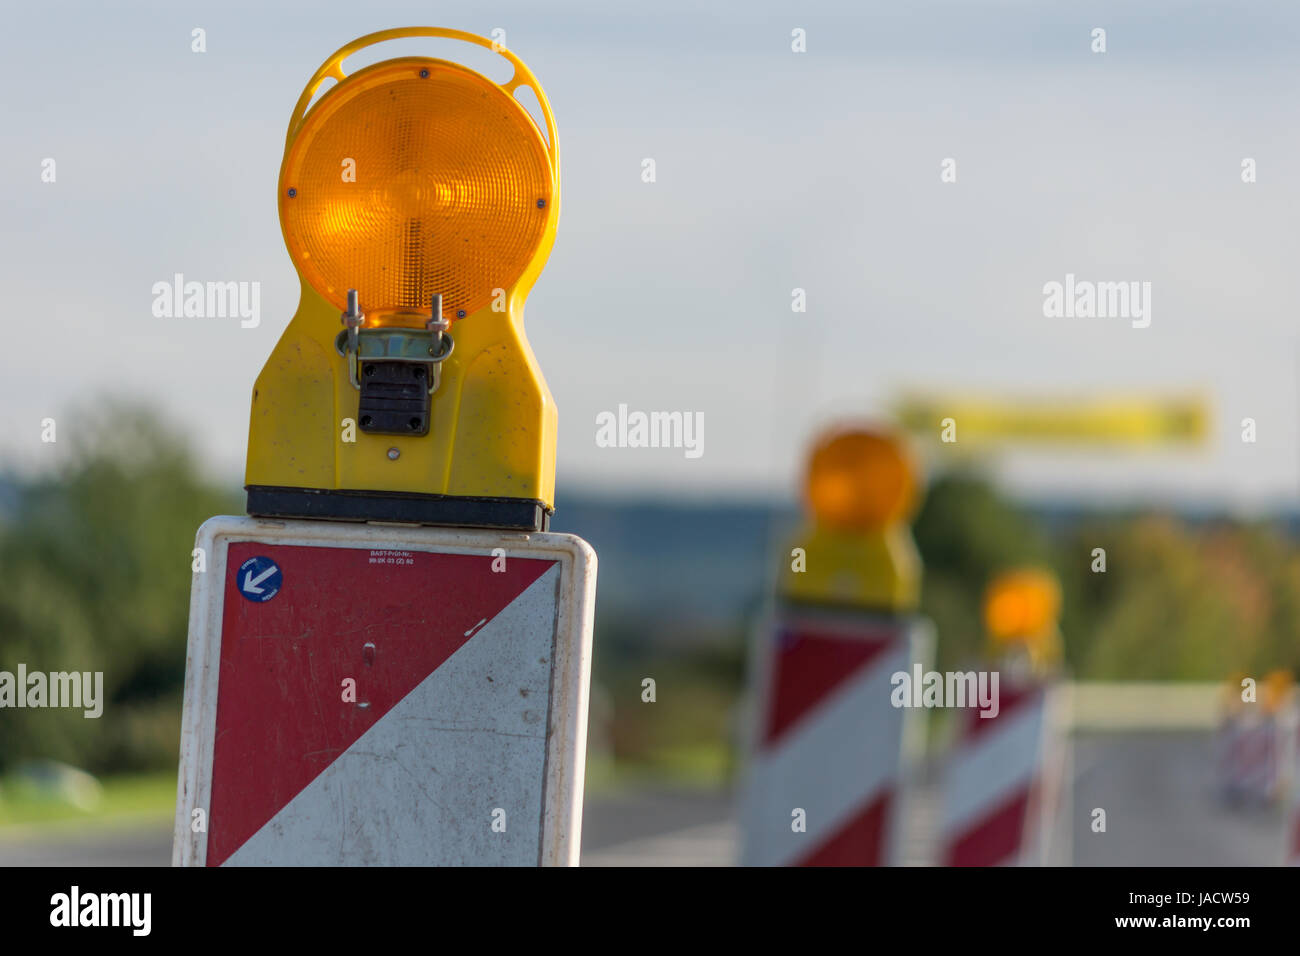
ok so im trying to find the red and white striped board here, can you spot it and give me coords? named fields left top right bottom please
left=939, top=679, right=1063, bottom=866
left=1290, top=735, right=1300, bottom=866
left=1279, top=705, right=1300, bottom=865
left=1291, top=802, right=1300, bottom=866
left=173, top=516, right=596, bottom=866
left=1217, top=714, right=1282, bottom=805
left=740, top=606, right=923, bottom=866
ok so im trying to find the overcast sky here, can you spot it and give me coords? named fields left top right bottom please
left=4, top=1, right=1299, bottom=510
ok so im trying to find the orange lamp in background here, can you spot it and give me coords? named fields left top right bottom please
left=782, top=424, right=922, bottom=609
left=743, top=422, right=929, bottom=866
left=983, top=568, right=1063, bottom=674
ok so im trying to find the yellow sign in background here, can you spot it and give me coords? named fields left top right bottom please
left=895, top=394, right=1209, bottom=446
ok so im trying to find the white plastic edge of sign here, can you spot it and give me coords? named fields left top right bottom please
left=171, top=515, right=597, bottom=867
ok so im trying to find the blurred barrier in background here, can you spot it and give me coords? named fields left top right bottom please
left=740, top=425, right=927, bottom=866
left=1215, top=671, right=1295, bottom=810
left=1290, top=727, right=1300, bottom=866
left=939, top=569, right=1068, bottom=866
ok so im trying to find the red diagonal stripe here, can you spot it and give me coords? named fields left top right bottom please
left=207, top=542, right=555, bottom=866
left=794, top=791, right=893, bottom=867
left=763, top=624, right=895, bottom=745
left=960, top=682, right=1043, bottom=742
left=943, top=788, right=1033, bottom=867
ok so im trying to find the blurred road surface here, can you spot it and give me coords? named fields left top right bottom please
left=1068, top=732, right=1286, bottom=866
left=0, top=732, right=1288, bottom=866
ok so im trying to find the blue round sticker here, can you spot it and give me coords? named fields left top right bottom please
left=237, top=556, right=282, bottom=603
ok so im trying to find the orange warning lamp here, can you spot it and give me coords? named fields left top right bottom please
left=782, top=424, right=922, bottom=610
left=278, top=56, right=552, bottom=327
left=805, top=427, right=918, bottom=532
left=245, top=27, right=564, bottom=532
left=1261, top=669, right=1295, bottom=714
left=984, top=569, right=1061, bottom=646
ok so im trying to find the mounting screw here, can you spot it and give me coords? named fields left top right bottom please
left=456, top=309, right=466, bottom=318
left=537, top=198, right=546, bottom=208
left=287, top=187, right=297, bottom=198
left=419, top=69, right=430, bottom=78
left=387, top=447, right=400, bottom=461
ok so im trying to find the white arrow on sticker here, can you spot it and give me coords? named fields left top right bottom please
left=242, top=565, right=278, bottom=594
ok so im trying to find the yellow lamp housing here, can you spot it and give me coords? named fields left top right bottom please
left=779, top=425, right=923, bottom=612
left=245, top=27, right=561, bottom=530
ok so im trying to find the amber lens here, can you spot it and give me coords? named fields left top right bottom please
left=279, top=59, right=552, bottom=321
left=805, top=428, right=917, bottom=530
left=984, top=570, right=1061, bottom=641
left=1262, top=669, right=1294, bottom=712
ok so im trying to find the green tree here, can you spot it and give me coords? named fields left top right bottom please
left=0, top=403, right=239, bottom=773
left=912, top=469, right=1052, bottom=671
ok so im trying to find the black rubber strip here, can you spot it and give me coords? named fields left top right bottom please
left=246, top=485, right=551, bottom=532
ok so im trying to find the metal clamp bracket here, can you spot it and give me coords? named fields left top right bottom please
left=336, top=291, right=455, bottom=436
